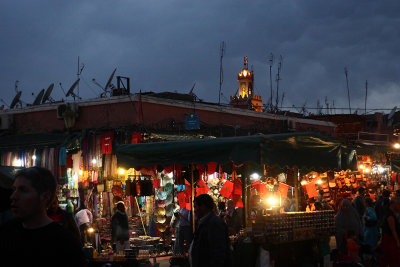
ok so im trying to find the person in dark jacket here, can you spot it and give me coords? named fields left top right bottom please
left=111, top=201, right=130, bottom=253
left=0, top=167, right=86, bottom=267
left=352, top=187, right=366, bottom=223
left=47, top=196, right=81, bottom=245
left=190, top=194, right=231, bottom=267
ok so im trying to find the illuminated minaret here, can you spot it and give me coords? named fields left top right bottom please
left=237, top=57, right=253, bottom=98
left=230, top=57, right=263, bottom=112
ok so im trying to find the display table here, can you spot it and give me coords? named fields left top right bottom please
left=232, top=211, right=335, bottom=267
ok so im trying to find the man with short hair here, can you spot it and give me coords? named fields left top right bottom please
left=190, top=194, right=231, bottom=267
left=0, top=167, right=86, bottom=266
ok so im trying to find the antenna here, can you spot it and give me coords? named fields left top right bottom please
left=364, top=80, right=368, bottom=115
left=344, top=67, right=351, bottom=114
left=14, top=80, right=19, bottom=93
left=325, top=96, right=329, bottom=115
left=268, top=53, right=274, bottom=112
left=10, top=91, right=22, bottom=109
left=32, top=89, right=45, bottom=105
left=218, top=41, right=225, bottom=105
left=104, top=68, right=117, bottom=95
left=59, top=83, right=66, bottom=96
left=42, top=83, right=55, bottom=104
left=77, top=56, right=85, bottom=99
left=188, top=82, right=196, bottom=95
left=387, top=106, right=397, bottom=127
left=0, top=99, right=9, bottom=108
left=66, top=79, right=81, bottom=101
left=275, top=55, right=283, bottom=111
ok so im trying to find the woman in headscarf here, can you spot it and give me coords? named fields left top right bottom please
left=335, top=199, right=362, bottom=254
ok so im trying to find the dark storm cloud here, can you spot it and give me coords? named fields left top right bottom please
left=0, top=0, right=399, bottom=113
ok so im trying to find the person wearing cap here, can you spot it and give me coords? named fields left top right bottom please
left=111, top=201, right=130, bottom=253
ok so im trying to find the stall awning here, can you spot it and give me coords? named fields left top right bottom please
left=0, top=133, right=69, bottom=151
left=116, top=132, right=342, bottom=171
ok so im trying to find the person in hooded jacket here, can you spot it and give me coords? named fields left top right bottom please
left=335, top=199, right=362, bottom=254
left=111, top=201, right=130, bottom=253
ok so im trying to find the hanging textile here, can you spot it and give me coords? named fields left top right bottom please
left=277, top=183, right=289, bottom=198
left=232, top=194, right=244, bottom=208
left=233, top=180, right=242, bottom=195
left=111, top=155, right=118, bottom=177
left=303, top=182, right=318, bottom=198
left=220, top=180, right=234, bottom=199
left=196, top=179, right=210, bottom=195
left=131, top=132, right=143, bottom=144
left=207, top=162, right=218, bottom=175
left=101, top=132, right=114, bottom=154
left=59, top=147, right=67, bottom=166
left=178, top=192, right=186, bottom=208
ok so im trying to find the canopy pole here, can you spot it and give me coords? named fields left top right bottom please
left=241, top=168, right=247, bottom=228
left=294, top=168, right=299, bottom=211
left=134, top=196, right=147, bottom=236
left=243, top=165, right=250, bottom=228
left=191, top=164, right=195, bottom=233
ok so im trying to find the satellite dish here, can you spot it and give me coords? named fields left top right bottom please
left=10, top=91, right=22, bottom=109
left=104, top=68, right=117, bottom=93
left=32, top=89, right=45, bottom=105
left=66, top=79, right=80, bottom=99
left=387, top=106, right=397, bottom=127
left=42, top=83, right=54, bottom=104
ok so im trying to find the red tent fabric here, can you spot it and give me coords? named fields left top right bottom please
left=232, top=194, right=244, bottom=207
left=220, top=180, right=234, bottom=198
left=233, top=180, right=242, bottom=195
left=152, top=178, right=161, bottom=188
left=207, top=162, right=218, bottom=175
left=278, top=183, right=289, bottom=198
left=303, top=182, right=318, bottom=198
left=178, top=192, right=186, bottom=208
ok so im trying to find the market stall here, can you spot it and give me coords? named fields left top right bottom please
left=116, top=132, right=346, bottom=266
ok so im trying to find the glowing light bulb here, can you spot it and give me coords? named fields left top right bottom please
left=14, top=159, right=22, bottom=167
left=79, top=169, right=83, bottom=176
left=32, top=155, right=37, bottom=161
left=267, top=196, right=277, bottom=205
left=316, top=179, right=323, bottom=185
left=92, top=158, right=97, bottom=165
left=394, top=143, right=400, bottom=149
left=119, top=168, right=125, bottom=175
left=301, top=180, right=307, bottom=186
left=250, top=173, right=260, bottom=180
left=359, top=164, right=364, bottom=170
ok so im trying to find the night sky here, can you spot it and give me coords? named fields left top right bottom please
left=1, top=0, right=399, bottom=114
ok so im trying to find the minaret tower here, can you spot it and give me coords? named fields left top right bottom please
left=237, top=57, right=253, bottom=98
left=230, top=57, right=263, bottom=112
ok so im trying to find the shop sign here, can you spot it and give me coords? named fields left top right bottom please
left=185, top=113, right=200, bottom=130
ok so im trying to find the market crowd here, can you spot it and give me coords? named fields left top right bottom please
left=332, top=186, right=400, bottom=267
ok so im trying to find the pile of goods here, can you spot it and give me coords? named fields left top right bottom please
left=254, top=211, right=335, bottom=244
